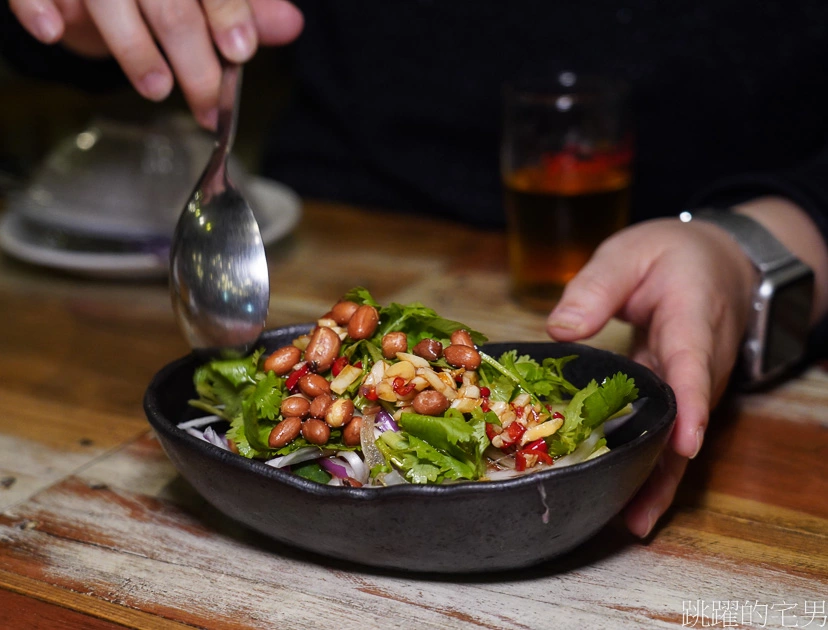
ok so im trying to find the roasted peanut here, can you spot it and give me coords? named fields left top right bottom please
left=450, top=329, right=475, bottom=347
left=309, top=392, right=334, bottom=419
left=263, top=345, right=301, bottom=375
left=304, top=326, right=341, bottom=372
left=347, top=304, right=379, bottom=340
left=268, top=417, right=302, bottom=448
left=381, top=331, right=408, bottom=358
left=325, top=397, right=355, bottom=428
left=443, top=344, right=481, bottom=370
left=413, top=338, right=443, bottom=362
left=299, top=373, right=331, bottom=398
left=342, top=416, right=363, bottom=446
left=280, top=395, right=311, bottom=419
left=412, top=389, right=450, bottom=416
left=330, top=300, right=360, bottom=325
left=302, top=418, right=331, bottom=445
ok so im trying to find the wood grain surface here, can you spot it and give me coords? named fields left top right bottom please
left=0, top=198, right=826, bottom=629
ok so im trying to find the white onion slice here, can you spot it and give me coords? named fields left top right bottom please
left=553, top=428, right=606, bottom=468
left=337, top=450, right=367, bottom=484
left=265, top=447, right=322, bottom=468
left=178, top=415, right=221, bottom=429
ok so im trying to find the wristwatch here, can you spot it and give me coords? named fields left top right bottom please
left=685, top=209, right=814, bottom=387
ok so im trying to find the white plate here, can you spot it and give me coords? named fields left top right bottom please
left=0, top=176, right=301, bottom=279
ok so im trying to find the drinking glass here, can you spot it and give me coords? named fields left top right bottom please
left=501, top=71, right=633, bottom=311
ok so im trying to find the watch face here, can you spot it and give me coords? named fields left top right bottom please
left=763, top=271, right=814, bottom=376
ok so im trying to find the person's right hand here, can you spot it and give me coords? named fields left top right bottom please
left=9, top=0, right=304, bottom=128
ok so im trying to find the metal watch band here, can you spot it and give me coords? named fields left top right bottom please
left=685, top=207, right=815, bottom=387
left=689, top=209, right=797, bottom=272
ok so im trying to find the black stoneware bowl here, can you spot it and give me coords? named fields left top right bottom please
left=144, top=325, right=676, bottom=573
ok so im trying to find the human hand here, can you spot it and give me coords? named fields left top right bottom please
left=545, top=217, right=757, bottom=537
left=9, top=0, right=304, bottom=128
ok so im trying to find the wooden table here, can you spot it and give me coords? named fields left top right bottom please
left=0, top=198, right=826, bottom=629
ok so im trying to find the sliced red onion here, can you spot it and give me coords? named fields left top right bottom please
left=183, top=425, right=230, bottom=450
left=265, top=447, right=321, bottom=469
left=375, top=409, right=399, bottom=433
left=202, top=426, right=230, bottom=450
left=319, top=457, right=352, bottom=479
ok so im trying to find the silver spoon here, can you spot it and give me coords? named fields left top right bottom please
left=169, top=63, right=269, bottom=355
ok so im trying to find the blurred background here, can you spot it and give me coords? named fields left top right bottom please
left=0, top=45, right=294, bottom=210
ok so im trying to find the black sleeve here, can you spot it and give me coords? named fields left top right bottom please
left=0, top=4, right=126, bottom=92
left=686, top=146, right=828, bottom=359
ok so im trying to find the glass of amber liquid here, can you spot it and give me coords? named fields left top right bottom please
left=502, top=72, right=633, bottom=311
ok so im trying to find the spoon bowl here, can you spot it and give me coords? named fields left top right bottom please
left=169, top=64, right=269, bottom=355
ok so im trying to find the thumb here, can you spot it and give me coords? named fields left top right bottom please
left=546, top=235, right=647, bottom=341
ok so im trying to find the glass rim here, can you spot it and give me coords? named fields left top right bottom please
left=503, top=70, right=630, bottom=101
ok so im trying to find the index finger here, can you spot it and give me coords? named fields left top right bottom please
left=648, top=294, right=715, bottom=460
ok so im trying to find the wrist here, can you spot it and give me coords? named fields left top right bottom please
left=731, top=196, right=828, bottom=326
left=682, top=206, right=815, bottom=387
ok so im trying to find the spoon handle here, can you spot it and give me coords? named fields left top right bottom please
left=216, top=62, right=242, bottom=157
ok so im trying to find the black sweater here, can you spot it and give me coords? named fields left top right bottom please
left=3, top=0, right=828, bottom=354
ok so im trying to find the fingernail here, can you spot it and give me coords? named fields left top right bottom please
left=199, top=108, right=218, bottom=131
left=547, top=306, right=583, bottom=331
left=35, top=11, right=62, bottom=42
left=690, top=427, right=705, bottom=459
left=641, top=507, right=659, bottom=538
left=139, top=71, right=171, bottom=101
left=225, top=24, right=255, bottom=60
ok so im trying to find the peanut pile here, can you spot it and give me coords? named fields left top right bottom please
left=259, top=298, right=561, bottom=467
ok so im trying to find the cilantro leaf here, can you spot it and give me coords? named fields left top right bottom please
left=547, top=373, right=638, bottom=456
left=398, top=411, right=489, bottom=478
left=342, top=286, right=381, bottom=308
left=377, top=301, right=487, bottom=347
left=292, top=461, right=332, bottom=484
left=375, top=431, right=478, bottom=483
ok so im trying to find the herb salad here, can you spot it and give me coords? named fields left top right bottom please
left=180, top=288, right=639, bottom=487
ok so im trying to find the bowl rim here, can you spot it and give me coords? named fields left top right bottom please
left=143, top=329, right=677, bottom=500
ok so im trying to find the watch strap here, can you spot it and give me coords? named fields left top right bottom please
left=690, top=209, right=795, bottom=273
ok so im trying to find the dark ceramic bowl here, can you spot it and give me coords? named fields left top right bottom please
left=144, top=325, right=676, bottom=573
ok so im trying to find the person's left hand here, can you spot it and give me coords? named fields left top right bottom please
left=545, top=216, right=757, bottom=537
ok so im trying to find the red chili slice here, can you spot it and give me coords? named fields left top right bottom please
left=285, top=364, right=310, bottom=392
left=362, top=385, right=378, bottom=401
left=523, top=438, right=548, bottom=454
left=485, top=423, right=499, bottom=442
left=505, top=422, right=526, bottom=444
left=515, top=447, right=552, bottom=471
left=331, top=356, right=349, bottom=377
left=392, top=376, right=415, bottom=396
